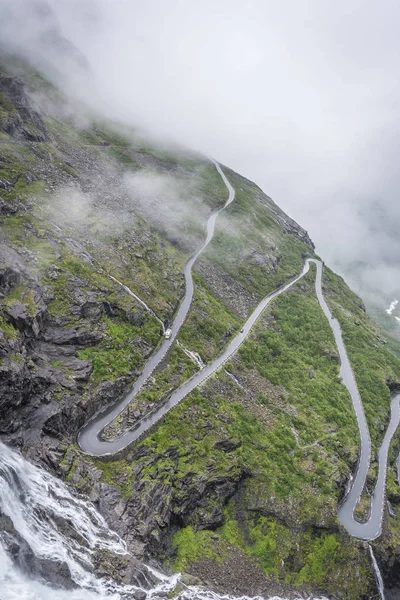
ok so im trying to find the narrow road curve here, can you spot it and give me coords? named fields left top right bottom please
left=312, top=261, right=400, bottom=540
left=78, top=161, right=235, bottom=455
left=78, top=166, right=400, bottom=543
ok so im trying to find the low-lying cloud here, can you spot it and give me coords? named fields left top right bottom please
left=1, top=0, right=400, bottom=311
left=123, top=170, right=208, bottom=250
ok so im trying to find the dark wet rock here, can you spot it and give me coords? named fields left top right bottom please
left=43, top=325, right=102, bottom=346
left=61, top=358, right=92, bottom=381
left=32, top=364, right=76, bottom=392
left=93, top=548, right=155, bottom=589
left=0, top=265, right=21, bottom=292
left=128, top=446, right=152, bottom=462
left=41, top=375, right=132, bottom=440
left=5, top=296, right=47, bottom=338
left=0, top=514, right=75, bottom=590
left=42, top=409, right=80, bottom=439
left=25, top=171, right=37, bottom=184
left=277, top=213, right=315, bottom=249
left=80, top=301, right=103, bottom=321
left=0, top=355, right=30, bottom=414
left=103, top=300, right=145, bottom=327
left=386, top=378, right=400, bottom=393
left=87, top=377, right=135, bottom=419
left=33, top=341, right=78, bottom=361
left=32, top=365, right=58, bottom=387
left=69, top=289, right=103, bottom=321
left=0, top=244, right=26, bottom=290
left=213, top=439, right=242, bottom=453
left=127, top=465, right=248, bottom=553
left=46, top=265, right=62, bottom=280
left=0, top=55, right=393, bottom=600
left=0, top=72, right=48, bottom=141
left=0, top=176, right=12, bottom=192
left=0, top=199, right=18, bottom=214
left=249, top=250, right=281, bottom=270
left=322, top=347, right=340, bottom=362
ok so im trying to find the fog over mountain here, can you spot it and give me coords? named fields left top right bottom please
left=1, top=0, right=400, bottom=311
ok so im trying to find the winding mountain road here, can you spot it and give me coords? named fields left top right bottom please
left=313, top=261, right=400, bottom=540
left=78, top=163, right=400, bottom=542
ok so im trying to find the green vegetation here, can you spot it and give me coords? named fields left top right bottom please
left=221, top=510, right=292, bottom=574
left=240, top=269, right=358, bottom=464
left=0, top=90, right=16, bottom=118
left=2, top=56, right=56, bottom=93
left=78, top=123, right=133, bottom=148
left=179, top=273, right=241, bottom=361
left=137, top=344, right=197, bottom=403
left=76, top=123, right=139, bottom=170
left=295, top=533, right=340, bottom=586
left=0, top=315, right=19, bottom=340
left=78, top=314, right=159, bottom=381
left=97, top=458, right=135, bottom=497
left=106, top=145, right=138, bottom=169
left=193, top=162, right=230, bottom=210
left=90, top=231, right=185, bottom=319
left=0, top=145, right=46, bottom=201
left=1, top=208, right=164, bottom=386
left=172, top=527, right=221, bottom=571
left=219, top=507, right=367, bottom=597
left=2, top=284, right=37, bottom=318
left=201, top=168, right=314, bottom=304
left=41, top=249, right=162, bottom=383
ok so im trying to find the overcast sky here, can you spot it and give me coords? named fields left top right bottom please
left=2, top=0, right=400, bottom=309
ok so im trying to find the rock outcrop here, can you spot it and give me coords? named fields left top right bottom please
left=0, top=71, right=48, bottom=141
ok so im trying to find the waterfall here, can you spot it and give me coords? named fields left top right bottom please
left=0, top=442, right=330, bottom=600
left=0, top=544, right=120, bottom=600
left=0, top=442, right=150, bottom=598
left=369, top=546, right=385, bottom=600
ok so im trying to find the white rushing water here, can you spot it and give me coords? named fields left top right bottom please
left=108, top=274, right=165, bottom=333
left=0, top=544, right=121, bottom=600
left=177, top=341, right=205, bottom=369
left=0, top=442, right=146, bottom=598
left=369, top=547, right=385, bottom=600
left=0, top=443, right=330, bottom=600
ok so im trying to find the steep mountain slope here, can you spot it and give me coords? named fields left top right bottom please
left=1, top=56, right=400, bottom=599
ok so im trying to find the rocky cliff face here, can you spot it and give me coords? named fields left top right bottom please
left=0, top=69, right=49, bottom=142
left=1, top=56, right=400, bottom=600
